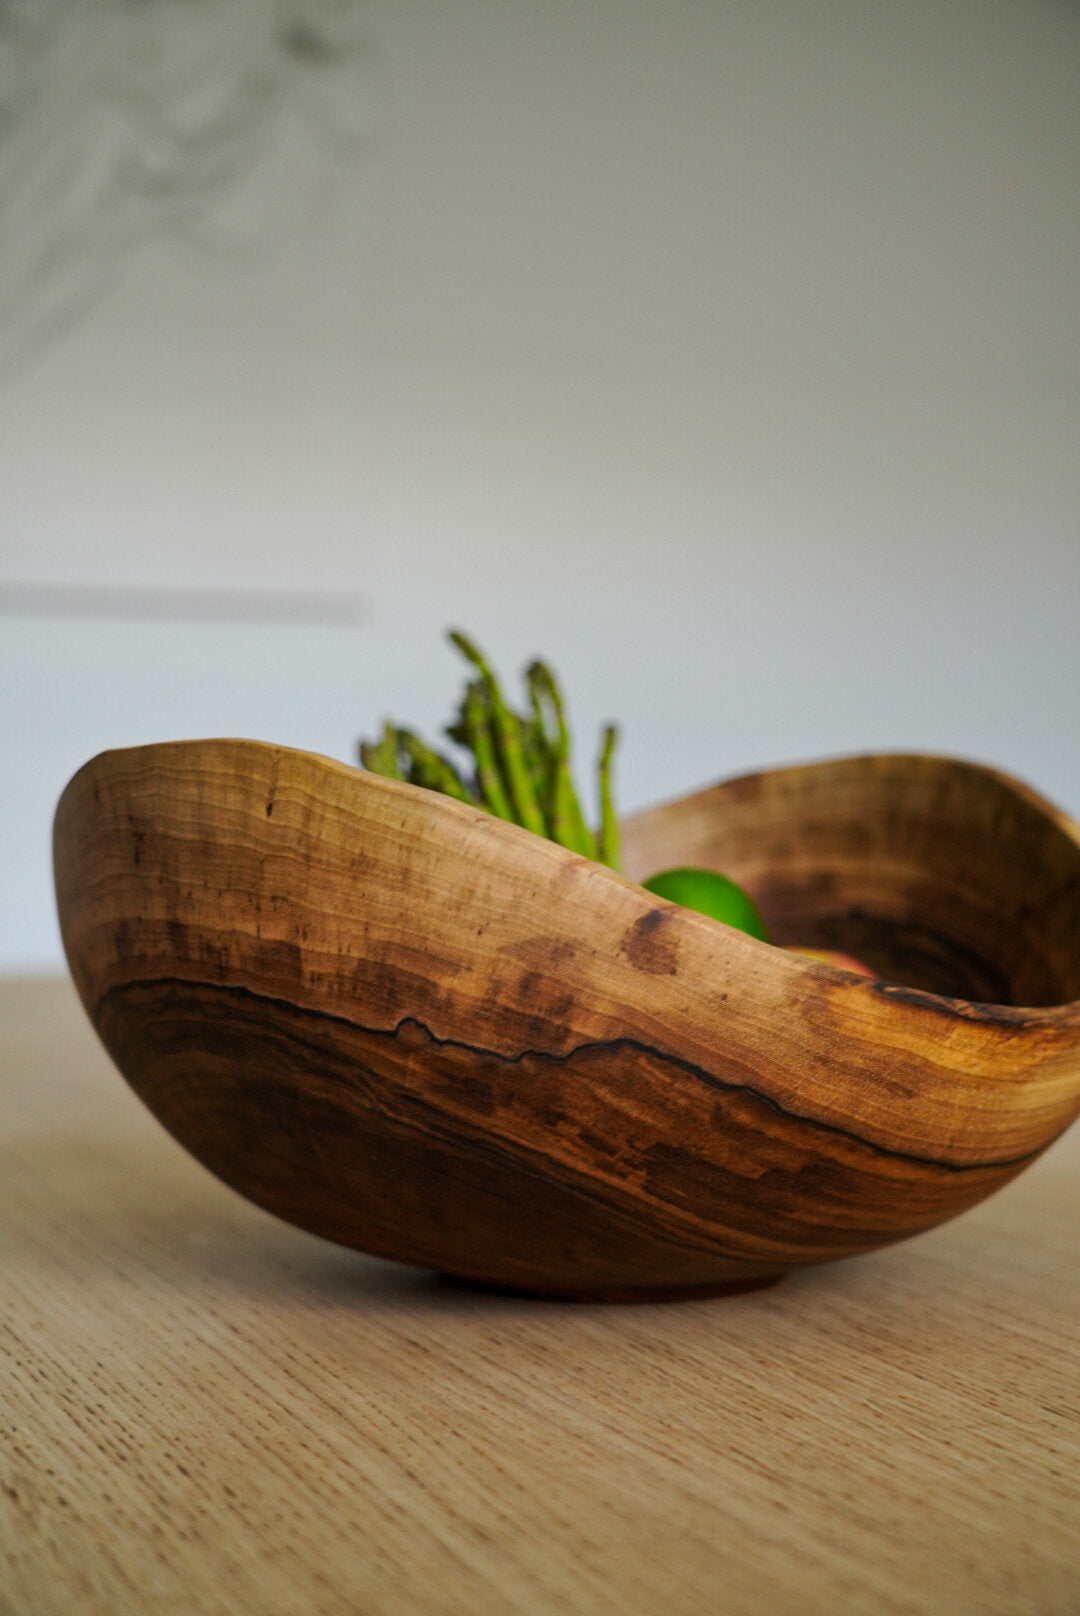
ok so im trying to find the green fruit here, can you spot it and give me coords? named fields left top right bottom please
left=641, top=867, right=770, bottom=942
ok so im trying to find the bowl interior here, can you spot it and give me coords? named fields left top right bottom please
left=622, top=754, right=1080, bottom=1009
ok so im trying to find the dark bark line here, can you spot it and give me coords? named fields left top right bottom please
left=92, top=974, right=1052, bottom=1175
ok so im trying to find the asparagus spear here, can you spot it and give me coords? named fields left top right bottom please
left=462, top=680, right=516, bottom=821
left=526, top=660, right=597, bottom=860
left=398, top=729, right=477, bottom=804
left=359, top=721, right=405, bottom=780
left=449, top=630, right=547, bottom=837
left=359, top=634, right=621, bottom=872
left=596, top=723, right=621, bottom=871
left=515, top=709, right=552, bottom=826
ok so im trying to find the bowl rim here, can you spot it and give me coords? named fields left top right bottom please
left=57, top=735, right=1080, bottom=1026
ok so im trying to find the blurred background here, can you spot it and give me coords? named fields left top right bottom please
left=2, top=0, right=1078, bottom=974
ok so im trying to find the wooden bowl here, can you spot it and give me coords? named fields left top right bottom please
left=54, top=741, right=1080, bottom=1300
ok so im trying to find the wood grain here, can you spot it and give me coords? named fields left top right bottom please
left=2, top=978, right=1079, bottom=1616
left=52, top=741, right=1080, bottom=1298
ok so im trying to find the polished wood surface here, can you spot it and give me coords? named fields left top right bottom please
left=3, top=978, right=1079, bottom=1616
left=53, top=741, right=1080, bottom=1296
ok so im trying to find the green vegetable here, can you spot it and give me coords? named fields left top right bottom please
left=358, top=636, right=765, bottom=946
left=525, top=660, right=596, bottom=859
left=596, top=723, right=621, bottom=872
left=461, top=681, right=516, bottom=821
left=359, top=721, right=406, bottom=781
left=450, top=631, right=547, bottom=837
left=359, top=630, right=623, bottom=868
left=397, top=729, right=474, bottom=803
left=641, top=867, right=770, bottom=941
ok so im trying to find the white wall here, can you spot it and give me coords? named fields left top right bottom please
left=3, top=0, right=1079, bottom=972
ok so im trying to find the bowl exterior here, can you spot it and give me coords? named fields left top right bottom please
left=54, top=741, right=1080, bottom=1295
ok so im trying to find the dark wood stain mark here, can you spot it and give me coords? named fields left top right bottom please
left=265, top=750, right=280, bottom=820
left=620, top=909, right=679, bottom=976
left=869, top=979, right=1041, bottom=1026
left=503, top=936, right=579, bottom=972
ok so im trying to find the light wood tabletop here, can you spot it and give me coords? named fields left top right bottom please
left=3, top=976, right=1079, bottom=1616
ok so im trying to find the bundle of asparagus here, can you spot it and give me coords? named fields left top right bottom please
left=359, top=632, right=879, bottom=970
left=359, top=631, right=622, bottom=872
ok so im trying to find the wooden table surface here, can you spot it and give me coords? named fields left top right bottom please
left=3, top=978, right=1079, bottom=1616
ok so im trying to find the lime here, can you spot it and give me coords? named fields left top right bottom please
left=641, top=867, right=770, bottom=941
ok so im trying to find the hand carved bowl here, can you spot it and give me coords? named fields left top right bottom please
left=54, top=740, right=1080, bottom=1300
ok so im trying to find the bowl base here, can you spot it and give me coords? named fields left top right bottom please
left=443, top=1272, right=787, bottom=1304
